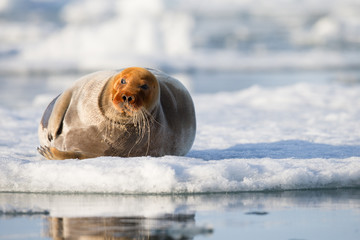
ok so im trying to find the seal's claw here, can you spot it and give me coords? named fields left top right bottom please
left=37, top=146, right=44, bottom=156
left=37, top=146, right=54, bottom=160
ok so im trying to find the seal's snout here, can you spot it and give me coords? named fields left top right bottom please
left=121, top=94, right=135, bottom=104
left=112, top=90, right=139, bottom=116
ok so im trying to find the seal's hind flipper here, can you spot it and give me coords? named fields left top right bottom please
left=37, top=146, right=96, bottom=160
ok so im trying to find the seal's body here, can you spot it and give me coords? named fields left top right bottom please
left=38, top=67, right=196, bottom=160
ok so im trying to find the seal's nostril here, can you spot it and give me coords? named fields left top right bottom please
left=121, top=94, right=135, bottom=103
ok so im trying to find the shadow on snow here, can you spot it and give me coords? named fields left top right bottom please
left=187, top=140, right=360, bottom=160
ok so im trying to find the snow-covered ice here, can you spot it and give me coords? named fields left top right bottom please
left=1, top=82, right=360, bottom=194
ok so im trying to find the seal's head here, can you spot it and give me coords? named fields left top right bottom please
left=111, top=67, right=160, bottom=116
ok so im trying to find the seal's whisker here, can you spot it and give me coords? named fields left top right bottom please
left=127, top=108, right=152, bottom=157
left=135, top=108, right=148, bottom=143
left=143, top=109, right=151, bottom=155
left=127, top=109, right=144, bottom=157
left=142, top=108, right=165, bottom=128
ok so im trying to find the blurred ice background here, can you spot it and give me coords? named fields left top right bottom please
left=1, top=0, right=360, bottom=74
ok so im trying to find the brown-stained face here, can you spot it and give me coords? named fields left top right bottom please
left=111, top=67, right=160, bottom=116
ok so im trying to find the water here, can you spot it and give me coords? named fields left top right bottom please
left=1, top=0, right=360, bottom=239
left=1, top=190, right=360, bottom=239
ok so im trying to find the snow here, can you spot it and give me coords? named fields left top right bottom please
left=1, top=82, right=360, bottom=194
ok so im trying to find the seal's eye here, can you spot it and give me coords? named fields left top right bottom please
left=121, top=78, right=126, bottom=84
left=140, top=84, right=149, bottom=90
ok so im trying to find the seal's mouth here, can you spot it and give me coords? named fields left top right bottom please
left=119, top=103, right=137, bottom=116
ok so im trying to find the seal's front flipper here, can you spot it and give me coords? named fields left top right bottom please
left=39, top=89, right=72, bottom=144
left=37, top=146, right=97, bottom=160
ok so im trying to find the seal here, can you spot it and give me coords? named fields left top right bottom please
left=37, top=67, right=196, bottom=160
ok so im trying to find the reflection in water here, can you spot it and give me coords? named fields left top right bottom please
left=46, top=214, right=213, bottom=240
left=1, top=190, right=360, bottom=239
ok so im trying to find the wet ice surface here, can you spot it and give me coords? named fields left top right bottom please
left=1, top=190, right=360, bottom=240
